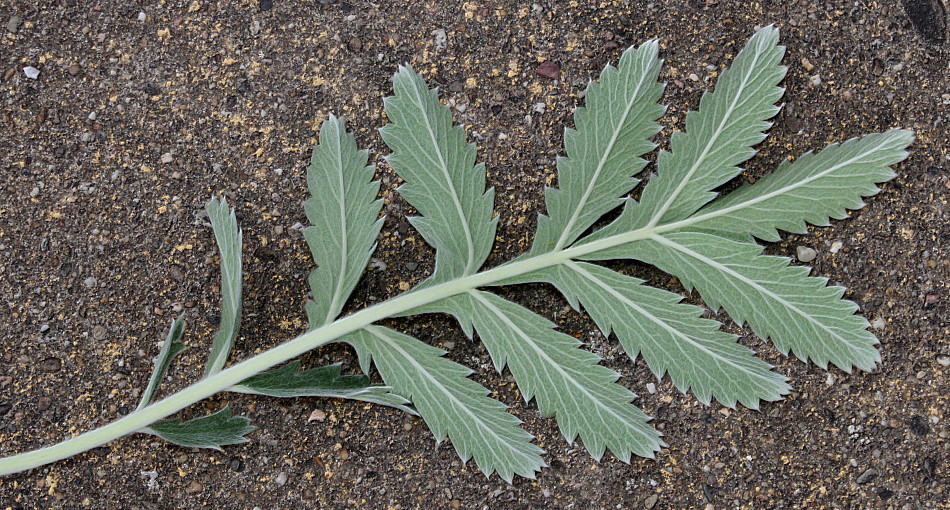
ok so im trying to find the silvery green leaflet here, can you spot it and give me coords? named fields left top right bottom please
left=0, top=26, right=913, bottom=481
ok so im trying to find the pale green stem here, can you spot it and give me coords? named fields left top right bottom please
left=0, top=221, right=670, bottom=476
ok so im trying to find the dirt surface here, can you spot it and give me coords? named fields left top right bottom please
left=0, top=0, right=947, bottom=508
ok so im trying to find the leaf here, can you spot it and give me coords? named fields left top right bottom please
left=633, top=25, right=786, bottom=228
left=304, top=115, right=385, bottom=328
left=686, top=130, right=914, bottom=241
left=347, top=326, right=544, bottom=482
left=537, top=262, right=789, bottom=408
left=531, top=40, right=664, bottom=253
left=136, top=317, right=187, bottom=411
left=594, top=231, right=880, bottom=372
left=435, top=291, right=663, bottom=461
left=230, top=361, right=416, bottom=415
left=203, top=196, right=243, bottom=377
left=380, top=65, right=497, bottom=282
left=141, top=407, right=256, bottom=450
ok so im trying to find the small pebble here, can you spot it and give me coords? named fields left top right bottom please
left=39, top=324, right=50, bottom=334
left=801, top=57, right=814, bottom=72
left=937, top=356, right=950, bottom=367
left=809, top=74, right=821, bottom=87
left=23, top=66, right=40, bottom=80
left=646, top=382, right=656, bottom=394
left=67, top=64, right=82, bottom=76
left=302, top=488, right=316, bottom=499
left=688, top=73, right=699, bottom=82
left=308, top=409, right=326, bottom=422
left=259, top=0, right=273, bottom=11
left=857, top=468, right=878, bottom=484
left=337, top=448, right=349, bottom=460
left=829, top=241, right=843, bottom=254
left=38, top=357, right=62, bottom=373
left=7, top=15, right=22, bottom=33
left=274, top=472, right=287, bottom=486
left=137, top=12, right=147, bottom=22
left=644, top=494, right=659, bottom=509
left=431, top=28, right=447, bottom=50
left=535, top=61, right=560, bottom=80
left=160, top=152, right=173, bottom=164
left=871, top=317, right=886, bottom=330
left=450, top=500, right=461, bottom=509
left=84, top=277, right=98, bottom=288
left=185, top=480, right=203, bottom=494
left=443, top=341, right=455, bottom=350
left=796, top=246, right=817, bottom=263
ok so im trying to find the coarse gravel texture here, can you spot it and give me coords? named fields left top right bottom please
left=0, top=0, right=947, bottom=509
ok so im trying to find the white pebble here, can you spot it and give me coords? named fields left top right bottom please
left=646, top=382, right=656, bottom=394
left=871, top=317, right=886, bottom=330
left=138, top=12, right=147, bottom=22
left=825, top=373, right=835, bottom=386
left=308, top=409, right=326, bottom=422
left=830, top=241, right=843, bottom=254
left=23, top=66, right=40, bottom=79
left=809, top=74, right=821, bottom=87
left=160, top=152, right=173, bottom=164
left=274, top=472, right=287, bottom=486
left=796, top=246, right=817, bottom=263
left=431, top=28, right=447, bottom=50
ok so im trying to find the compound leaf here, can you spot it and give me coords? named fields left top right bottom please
left=230, top=361, right=416, bottom=415
left=380, top=66, right=497, bottom=282
left=203, top=197, right=243, bottom=377
left=305, top=115, right=384, bottom=329
left=141, top=407, right=255, bottom=450
left=435, top=290, right=663, bottom=461
left=347, top=326, right=544, bottom=482
left=532, top=40, right=664, bottom=253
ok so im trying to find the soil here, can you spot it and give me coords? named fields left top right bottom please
left=0, top=0, right=947, bottom=509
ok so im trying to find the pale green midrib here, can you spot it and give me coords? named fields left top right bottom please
left=365, top=326, right=533, bottom=464
left=409, top=80, right=478, bottom=275
left=649, top=233, right=865, bottom=357
left=553, top=59, right=651, bottom=251
left=324, top=129, right=350, bottom=326
left=0, top=174, right=843, bottom=475
left=645, top=45, right=764, bottom=229
left=468, top=290, right=654, bottom=443
left=564, top=261, right=776, bottom=387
